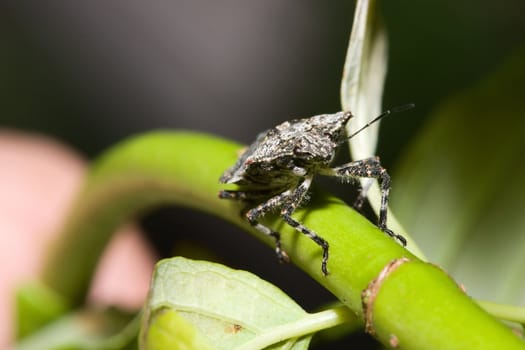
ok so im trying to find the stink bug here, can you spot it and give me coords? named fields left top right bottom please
left=219, top=106, right=412, bottom=275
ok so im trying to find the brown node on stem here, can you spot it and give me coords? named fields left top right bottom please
left=361, top=257, right=410, bottom=336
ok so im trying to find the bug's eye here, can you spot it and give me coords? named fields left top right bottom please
left=257, top=162, right=268, bottom=170
left=293, top=145, right=302, bottom=154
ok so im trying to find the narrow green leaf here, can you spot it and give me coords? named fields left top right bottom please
left=392, top=49, right=525, bottom=305
left=140, top=257, right=312, bottom=350
left=341, top=0, right=387, bottom=160
left=340, top=0, right=425, bottom=259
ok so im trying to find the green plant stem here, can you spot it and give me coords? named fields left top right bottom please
left=366, top=182, right=426, bottom=260
left=40, top=131, right=525, bottom=349
left=237, top=306, right=356, bottom=350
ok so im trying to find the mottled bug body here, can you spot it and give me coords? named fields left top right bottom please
left=219, top=111, right=406, bottom=275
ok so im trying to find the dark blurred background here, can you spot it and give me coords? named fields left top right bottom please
left=2, top=1, right=524, bottom=348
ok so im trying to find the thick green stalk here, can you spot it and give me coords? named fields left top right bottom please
left=41, top=131, right=524, bottom=349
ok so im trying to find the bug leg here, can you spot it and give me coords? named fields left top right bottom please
left=352, top=178, right=373, bottom=212
left=279, top=177, right=330, bottom=276
left=244, top=191, right=292, bottom=263
left=322, top=157, right=406, bottom=246
left=219, top=190, right=246, bottom=200
left=219, top=189, right=274, bottom=201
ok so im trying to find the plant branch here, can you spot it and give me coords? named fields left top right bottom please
left=40, top=131, right=525, bottom=349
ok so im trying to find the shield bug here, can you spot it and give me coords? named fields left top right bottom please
left=219, top=106, right=412, bottom=275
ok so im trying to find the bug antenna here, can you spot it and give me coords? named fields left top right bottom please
left=344, top=103, right=415, bottom=142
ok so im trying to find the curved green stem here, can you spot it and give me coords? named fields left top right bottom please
left=40, top=131, right=524, bottom=350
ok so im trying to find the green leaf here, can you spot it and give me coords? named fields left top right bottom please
left=392, top=49, right=525, bottom=305
left=140, top=257, right=312, bottom=350
left=14, top=308, right=139, bottom=350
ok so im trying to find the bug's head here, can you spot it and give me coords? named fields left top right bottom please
left=308, top=111, right=352, bottom=143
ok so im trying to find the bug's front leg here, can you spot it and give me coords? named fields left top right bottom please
left=279, top=176, right=330, bottom=276
left=243, top=191, right=292, bottom=263
left=322, top=157, right=407, bottom=246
